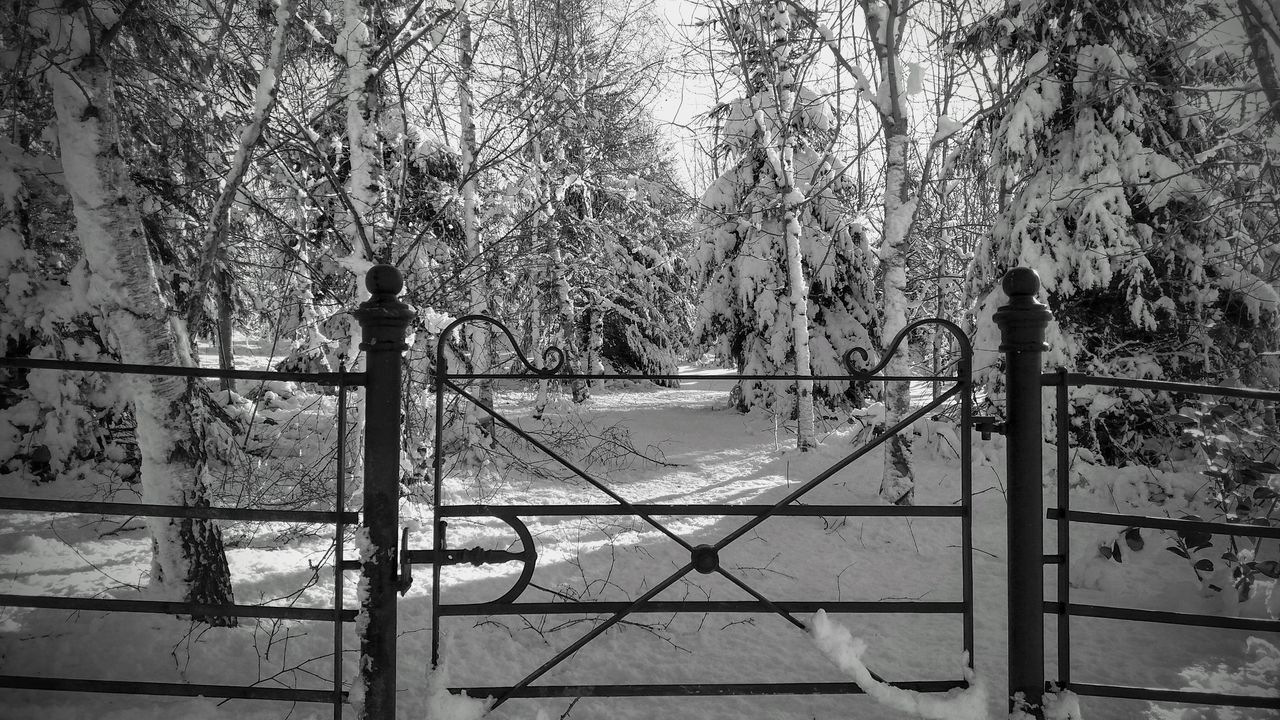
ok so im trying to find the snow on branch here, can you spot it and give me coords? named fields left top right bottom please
left=811, top=609, right=988, bottom=720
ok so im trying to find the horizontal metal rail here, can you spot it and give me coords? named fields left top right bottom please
left=0, top=356, right=363, bottom=386
left=451, top=679, right=969, bottom=698
left=1066, top=682, right=1280, bottom=709
left=0, top=594, right=357, bottom=623
left=439, top=600, right=967, bottom=616
left=1043, top=601, right=1280, bottom=633
left=0, top=675, right=347, bottom=704
left=1046, top=508, right=1280, bottom=540
left=1041, top=372, right=1280, bottom=401
left=446, top=372, right=961, bottom=383
left=0, top=497, right=358, bottom=524
left=439, top=504, right=964, bottom=519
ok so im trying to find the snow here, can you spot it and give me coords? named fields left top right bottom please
left=1043, top=688, right=1085, bottom=720
left=3, top=350, right=1278, bottom=720
left=932, top=115, right=962, bottom=145
left=812, top=610, right=989, bottom=720
left=907, top=63, right=924, bottom=96
left=427, top=661, right=489, bottom=720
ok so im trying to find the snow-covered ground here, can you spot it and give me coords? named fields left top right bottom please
left=1, top=353, right=1277, bottom=720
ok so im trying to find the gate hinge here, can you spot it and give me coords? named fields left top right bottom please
left=971, top=415, right=1005, bottom=440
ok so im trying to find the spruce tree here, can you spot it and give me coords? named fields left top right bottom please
left=694, top=0, right=879, bottom=432
left=966, top=0, right=1280, bottom=462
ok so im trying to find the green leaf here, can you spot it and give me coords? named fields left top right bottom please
left=1253, top=486, right=1278, bottom=500
left=1099, top=544, right=1113, bottom=560
left=1112, top=540, right=1123, bottom=563
left=1221, top=551, right=1238, bottom=563
left=1246, top=460, right=1280, bottom=474
left=1177, top=520, right=1213, bottom=549
left=1167, top=546, right=1189, bottom=559
left=1250, top=560, right=1280, bottom=579
left=1123, top=527, right=1144, bottom=551
left=1210, top=404, right=1236, bottom=419
left=1194, top=558, right=1215, bottom=573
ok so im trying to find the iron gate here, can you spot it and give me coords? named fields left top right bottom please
left=1037, top=371, right=1280, bottom=712
left=410, top=312, right=978, bottom=711
left=0, top=357, right=359, bottom=719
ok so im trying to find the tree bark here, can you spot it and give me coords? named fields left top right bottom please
left=863, top=0, right=916, bottom=505
left=459, top=9, right=494, bottom=441
left=188, top=0, right=299, bottom=383
left=1240, top=0, right=1280, bottom=121
left=44, top=15, right=235, bottom=622
left=772, top=0, right=817, bottom=451
left=216, top=265, right=235, bottom=393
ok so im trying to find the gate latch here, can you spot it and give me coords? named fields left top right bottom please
left=971, top=415, right=1005, bottom=440
left=396, top=513, right=538, bottom=601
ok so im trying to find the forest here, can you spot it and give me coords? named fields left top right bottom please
left=1, top=0, right=1279, bottom=718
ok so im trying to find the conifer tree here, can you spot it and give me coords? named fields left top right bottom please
left=694, top=0, right=879, bottom=446
left=965, top=0, right=1280, bottom=461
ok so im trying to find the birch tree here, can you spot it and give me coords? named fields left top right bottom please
left=695, top=0, right=879, bottom=447
left=184, top=0, right=300, bottom=393
left=30, top=2, right=236, bottom=622
left=456, top=6, right=497, bottom=442
left=860, top=0, right=915, bottom=504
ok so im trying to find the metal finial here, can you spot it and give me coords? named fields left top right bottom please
left=1001, top=266, right=1040, bottom=299
left=366, top=264, right=404, bottom=296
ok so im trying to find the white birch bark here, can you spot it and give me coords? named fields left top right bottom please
left=863, top=0, right=916, bottom=504
left=586, top=299, right=605, bottom=375
left=549, top=234, right=582, bottom=402
left=772, top=0, right=816, bottom=450
left=504, top=0, right=556, bottom=418
left=880, top=133, right=916, bottom=504
left=187, top=0, right=300, bottom=390
left=781, top=155, right=817, bottom=451
left=342, top=0, right=380, bottom=265
left=338, top=0, right=380, bottom=473
left=458, top=10, right=493, bottom=442
left=38, top=9, right=235, bottom=620
left=561, top=9, right=589, bottom=404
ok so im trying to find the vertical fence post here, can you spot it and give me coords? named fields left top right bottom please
left=994, top=267, right=1053, bottom=717
left=354, top=265, right=415, bottom=720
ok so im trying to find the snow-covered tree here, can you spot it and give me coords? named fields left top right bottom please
left=484, top=0, right=693, bottom=408
left=694, top=0, right=879, bottom=447
left=26, top=2, right=237, bottom=621
left=965, top=0, right=1280, bottom=462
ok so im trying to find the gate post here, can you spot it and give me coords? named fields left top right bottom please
left=353, top=265, right=415, bottom=720
left=994, top=267, right=1053, bottom=717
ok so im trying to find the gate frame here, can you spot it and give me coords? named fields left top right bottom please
left=998, top=267, right=1280, bottom=718
left=0, top=354, right=363, bottom=719
left=409, top=298, right=978, bottom=712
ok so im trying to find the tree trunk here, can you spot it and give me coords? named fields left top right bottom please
left=187, top=0, right=298, bottom=374
left=459, top=10, right=493, bottom=441
left=343, top=0, right=382, bottom=264
left=879, top=132, right=916, bottom=505
left=216, top=265, right=235, bottom=393
left=772, top=3, right=816, bottom=451
left=863, top=0, right=916, bottom=505
left=45, top=29, right=235, bottom=623
left=340, top=0, right=380, bottom=472
left=586, top=299, right=605, bottom=376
